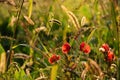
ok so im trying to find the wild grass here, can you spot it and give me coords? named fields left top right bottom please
left=0, top=0, right=120, bottom=80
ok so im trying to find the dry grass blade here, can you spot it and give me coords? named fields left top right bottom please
left=49, top=19, right=61, bottom=25
left=24, top=15, right=35, bottom=25
left=61, top=5, right=80, bottom=30
left=26, top=68, right=31, bottom=76
left=81, top=16, right=89, bottom=27
left=81, top=61, right=90, bottom=80
left=35, top=73, right=48, bottom=80
left=7, top=0, right=16, bottom=6
left=35, top=77, right=47, bottom=80
left=68, top=11, right=80, bottom=29
left=87, top=58, right=104, bottom=80
left=0, top=53, right=6, bottom=73
left=34, top=26, right=47, bottom=33
left=0, top=44, right=6, bottom=73
left=8, top=62, right=20, bottom=71
left=8, top=16, right=17, bottom=27
left=14, top=53, right=31, bottom=60
left=0, top=36, right=16, bottom=41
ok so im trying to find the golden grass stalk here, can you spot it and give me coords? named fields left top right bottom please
left=0, top=53, right=6, bottom=73
left=80, top=56, right=104, bottom=79
left=87, top=58, right=104, bottom=80
left=14, top=53, right=31, bottom=60
left=24, top=15, right=35, bottom=25
left=34, top=26, right=47, bottom=33
left=61, top=5, right=80, bottom=30
left=81, top=16, right=89, bottom=27
left=81, top=61, right=90, bottom=80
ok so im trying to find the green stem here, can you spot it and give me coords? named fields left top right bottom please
left=117, top=16, right=120, bottom=80
left=28, top=0, right=33, bottom=18
left=117, top=1, right=120, bottom=80
left=8, top=0, right=24, bottom=66
left=109, top=0, right=120, bottom=79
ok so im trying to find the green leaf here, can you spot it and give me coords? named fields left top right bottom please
left=14, top=69, right=25, bottom=80
left=12, top=44, right=30, bottom=49
left=87, top=28, right=96, bottom=43
left=0, top=44, right=5, bottom=55
left=50, top=64, right=58, bottom=80
left=28, top=0, right=33, bottom=18
left=14, top=69, right=33, bottom=80
left=39, top=40, right=49, bottom=53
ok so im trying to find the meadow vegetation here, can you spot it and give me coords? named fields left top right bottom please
left=0, top=0, right=120, bottom=80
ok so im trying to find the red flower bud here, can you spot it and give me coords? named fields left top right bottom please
left=107, top=51, right=114, bottom=62
left=101, top=43, right=110, bottom=52
left=49, top=54, right=60, bottom=64
left=80, top=42, right=91, bottom=54
left=62, top=43, right=71, bottom=54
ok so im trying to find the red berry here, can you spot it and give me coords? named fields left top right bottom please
left=62, top=43, right=71, bottom=54
left=49, top=54, right=60, bottom=64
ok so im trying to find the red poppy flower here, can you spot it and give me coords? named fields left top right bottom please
left=107, top=51, right=114, bottom=62
left=62, top=43, right=71, bottom=54
left=80, top=42, right=86, bottom=51
left=49, top=54, right=60, bottom=64
left=101, top=43, right=110, bottom=52
left=80, top=42, right=91, bottom=54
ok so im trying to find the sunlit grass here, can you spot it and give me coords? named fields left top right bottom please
left=0, top=0, right=119, bottom=80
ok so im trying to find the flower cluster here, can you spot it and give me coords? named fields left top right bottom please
left=49, top=54, right=60, bottom=64
left=99, top=43, right=114, bottom=62
left=48, top=42, right=115, bottom=65
left=62, top=42, right=91, bottom=54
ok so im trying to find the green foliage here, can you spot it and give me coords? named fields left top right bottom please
left=28, top=0, right=33, bottom=18
left=14, top=69, right=33, bottom=80
left=87, top=28, right=96, bottom=43
left=0, top=44, right=5, bottom=55
left=50, top=64, right=58, bottom=80
left=0, top=0, right=119, bottom=79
